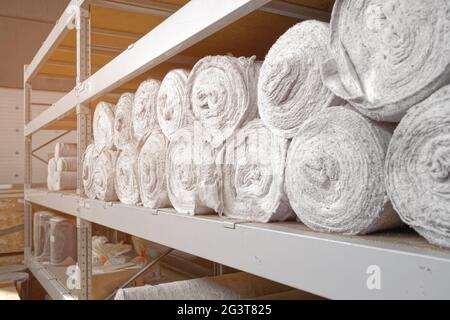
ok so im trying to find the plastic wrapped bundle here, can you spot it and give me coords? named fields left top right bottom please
left=157, top=69, right=191, bottom=141
left=132, top=79, right=161, bottom=143
left=115, top=148, right=140, bottom=205
left=49, top=216, right=77, bottom=266
left=93, top=101, right=115, bottom=151
left=221, top=119, right=293, bottom=222
left=82, top=144, right=99, bottom=199
left=138, top=131, right=171, bottom=208
left=93, top=149, right=118, bottom=201
left=321, top=0, right=450, bottom=122
left=55, top=142, right=77, bottom=158
left=285, top=106, right=401, bottom=235
left=166, top=126, right=221, bottom=215
left=114, top=92, right=136, bottom=151
left=33, top=211, right=55, bottom=262
left=56, top=157, right=77, bottom=172
left=386, top=86, right=450, bottom=248
left=258, top=20, right=337, bottom=138
left=186, top=56, right=260, bottom=147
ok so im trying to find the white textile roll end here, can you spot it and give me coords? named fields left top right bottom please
left=114, top=92, right=136, bottom=151
left=115, top=148, right=140, bottom=205
left=93, top=149, right=118, bottom=201
left=132, top=79, right=161, bottom=143
left=93, top=101, right=116, bottom=151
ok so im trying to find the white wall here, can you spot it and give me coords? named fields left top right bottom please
left=0, top=87, right=77, bottom=184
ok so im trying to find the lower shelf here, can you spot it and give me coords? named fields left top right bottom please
left=25, top=188, right=450, bottom=299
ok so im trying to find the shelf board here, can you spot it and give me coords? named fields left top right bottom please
left=25, top=189, right=79, bottom=217
left=24, top=188, right=450, bottom=299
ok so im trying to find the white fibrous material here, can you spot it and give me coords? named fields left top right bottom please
left=114, top=92, right=136, bottom=151
left=166, top=126, right=221, bottom=215
left=93, top=101, right=115, bottom=151
left=82, top=144, right=99, bottom=199
left=56, top=157, right=77, bottom=172
left=93, top=149, right=118, bottom=201
left=47, top=158, right=57, bottom=191
left=132, top=79, right=161, bottom=143
left=285, top=106, right=401, bottom=235
left=53, top=172, right=77, bottom=191
left=49, top=216, right=77, bottom=266
left=55, top=142, right=77, bottom=158
left=115, top=148, right=141, bottom=205
left=321, top=0, right=450, bottom=122
left=157, top=69, right=191, bottom=141
left=386, top=86, right=450, bottom=248
left=92, top=236, right=132, bottom=267
left=258, top=20, right=337, bottom=139
left=186, top=56, right=261, bottom=148
left=221, top=119, right=293, bottom=222
left=138, top=131, right=171, bottom=208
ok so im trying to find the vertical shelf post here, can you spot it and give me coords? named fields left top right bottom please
left=76, top=3, right=93, bottom=300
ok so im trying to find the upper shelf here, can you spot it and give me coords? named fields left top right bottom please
left=24, top=188, right=450, bottom=299
left=24, top=0, right=333, bottom=136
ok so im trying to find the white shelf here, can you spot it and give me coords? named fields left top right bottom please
left=24, top=189, right=450, bottom=299
left=25, top=189, right=79, bottom=216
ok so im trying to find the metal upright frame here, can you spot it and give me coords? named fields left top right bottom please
left=23, top=0, right=450, bottom=300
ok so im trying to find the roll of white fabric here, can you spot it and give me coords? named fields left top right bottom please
left=114, top=92, right=136, bottom=151
left=93, top=149, right=118, bottom=201
left=221, top=119, right=293, bottom=222
left=56, top=157, right=77, bottom=172
left=186, top=55, right=260, bottom=148
left=321, top=0, right=450, bottom=122
left=47, top=158, right=57, bottom=191
left=93, top=101, right=115, bottom=151
left=138, top=130, right=171, bottom=208
left=386, top=86, right=450, bottom=248
left=53, top=171, right=77, bottom=191
left=115, top=148, right=140, bottom=205
left=285, top=106, right=401, bottom=235
left=54, top=142, right=77, bottom=158
left=166, top=126, right=221, bottom=215
left=82, top=144, right=99, bottom=199
left=157, top=69, right=191, bottom=141
left=258, top=20, right=338, bottom=139
left=132, top=79, right=161, bottom=143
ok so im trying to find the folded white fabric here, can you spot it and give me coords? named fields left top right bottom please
left=258, top=20, right=337, bottom=139
left=286, top=106, right=401, bottom=235
left=47, top=158, right=57, bottom=191
left=52, top=171, right=77, bottom=191
left=166, top=126, right=221, bottom=215
left=157, top=69, right=191, bottom=141
left=93, top=101, right=115, bottom=151
left=93, top=149, right=118, bottom=201
left=186, top=55, right=260, bottom=147
left=321, top=0, right=450, bottom=122
left=56, top=157, right=77, bottom=172
left=54, top=142, right=77, bottom=158
left=115, top=148, right=140, bottom=205
left=221, top=119, right=293, bottom=222
left=114, top=92, right=136, bottom=151
left=132, top=79, right=161, bottom=143
left=386, top=86, right=450, bottom=248
left=82, top=144, right=99, bottom=199
left=138, top=130, right=171, bottom=208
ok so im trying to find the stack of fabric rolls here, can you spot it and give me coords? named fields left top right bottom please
left=47, top=142, right=77, bottom=191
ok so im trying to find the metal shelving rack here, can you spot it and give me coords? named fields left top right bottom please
left=23, top=0, right=450, bottom=300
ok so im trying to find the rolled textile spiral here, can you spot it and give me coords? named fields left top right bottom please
left=82, top=144, right=99, bottom=199
left=186, top=55, right=261, bottom=148
left=93, top=101, right=115, bottom=151
left=285, top=106, right=401, bottom=235
left=385, top=85, right=450, bottom=248
left=56, top=157, right=77, bottom=172
left=258, top=20, right=338, bottom=139
left=93, top=149, right=118, bottom=201
left=157, top=69, right=191, bottom=141
left=115, top=148, right=141, bottom=205
left=55, top=142, right=77, bottom=158
left=221, top=119, right=293, bottom=222
left=166, top=126, right=221, bottom=215
left=132, top=79, right=161, bottom=143
left=321, top=0, right=450, bottom=122
left=114, top=92, right=136, bottom=151
left=138, top=130, right=171, bottom=208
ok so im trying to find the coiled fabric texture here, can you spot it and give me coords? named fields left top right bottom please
left=132, top=79, right=161, bottom=143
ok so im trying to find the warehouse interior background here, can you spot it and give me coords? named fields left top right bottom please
left=0, top=0, right=449, bottom=301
